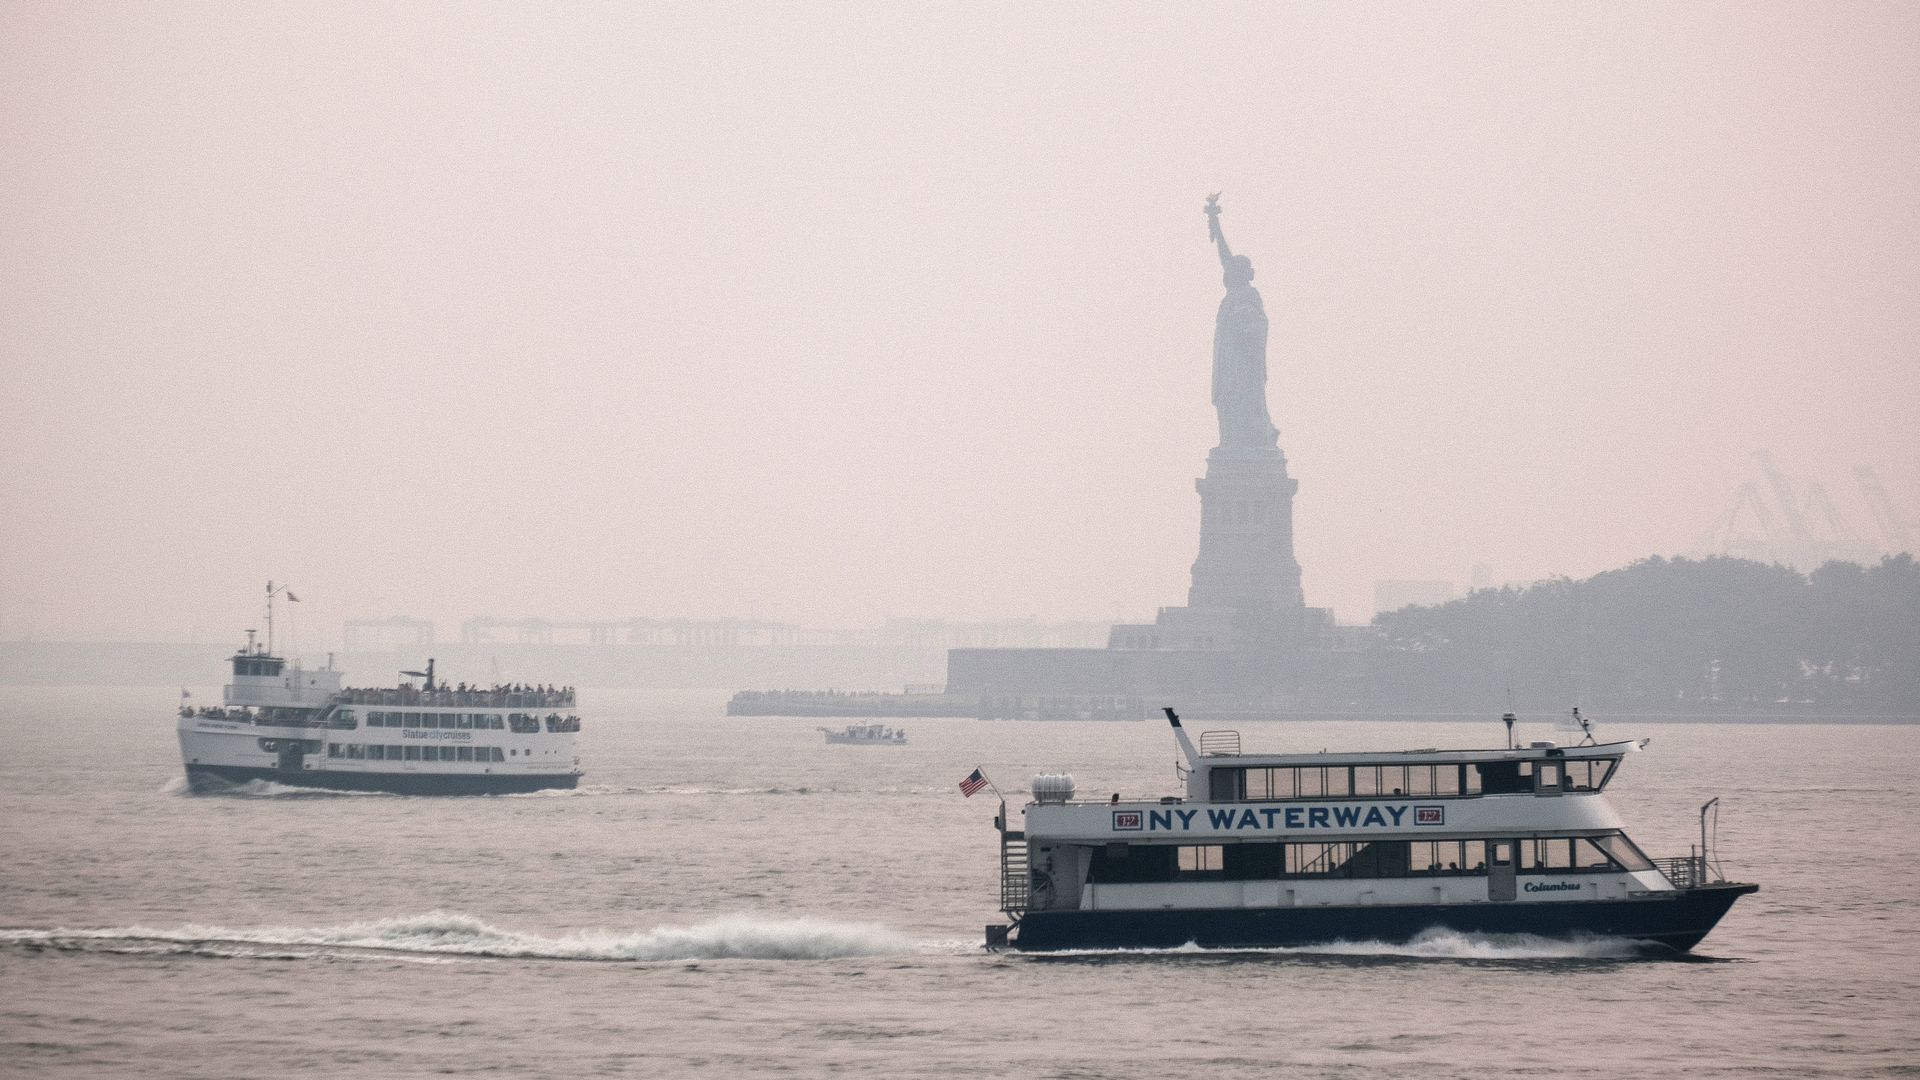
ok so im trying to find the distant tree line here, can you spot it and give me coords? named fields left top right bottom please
left=1360, top=555, right=1919, bottom=715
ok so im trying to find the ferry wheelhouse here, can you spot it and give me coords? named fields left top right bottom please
left=178, top=632, right=583, bottom=795
left=988, top=709, right=1755, bottom=953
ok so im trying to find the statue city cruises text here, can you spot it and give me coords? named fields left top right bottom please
left=987, top=708, right=1755, bottom=953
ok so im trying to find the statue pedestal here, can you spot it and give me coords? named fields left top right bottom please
left=1186, top=445, right=1305, bottom=617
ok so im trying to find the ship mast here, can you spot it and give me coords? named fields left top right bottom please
left=265, top=580, right=294, bottom=656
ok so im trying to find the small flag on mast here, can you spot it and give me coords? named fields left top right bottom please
left=959, top=768, right=990, bottom=798
left=286, top=592, right=300, bottom=602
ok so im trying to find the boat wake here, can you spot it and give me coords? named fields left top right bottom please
left=161, top=776, right=391, bottom=798
left=0, top=912, right=915, bottom=964
left=1031, top=927, right=1659, bottom=963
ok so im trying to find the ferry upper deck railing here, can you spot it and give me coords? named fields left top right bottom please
left=334, top=687, right=576, bottom=709
left=1199, top=730, right=1241, bottom=757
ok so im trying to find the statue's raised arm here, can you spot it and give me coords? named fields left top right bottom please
left=1204, top=192, right=1234, bottom=269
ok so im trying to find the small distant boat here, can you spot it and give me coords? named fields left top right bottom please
left=819, top=723, right=906, bottom=745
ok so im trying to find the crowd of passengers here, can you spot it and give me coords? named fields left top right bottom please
left=337, top=682, right=576, bottom=708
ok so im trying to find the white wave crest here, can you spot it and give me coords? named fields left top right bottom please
left=1291, top=927, right=1652, bottom=960
left=1035, top=927, right=1653, bottom=961
left=0, top=911, right=913, bottom=963
left=163, top=775, right=392, bottom=798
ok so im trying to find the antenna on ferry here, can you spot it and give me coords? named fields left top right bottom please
left=1572, top=706, right=1596, bottom=746
left=1502, top=712, right=1516, bottom=749
left=263, top=580, right=296, bottom=656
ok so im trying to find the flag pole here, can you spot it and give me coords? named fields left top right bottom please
left=981, top=766, right=1005, bottom=803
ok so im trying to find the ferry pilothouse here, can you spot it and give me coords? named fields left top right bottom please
left=178, top=631, right=583, bottom=796
left=986, top=709, right=1756, bottom=953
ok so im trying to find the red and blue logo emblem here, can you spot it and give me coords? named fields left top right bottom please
left=1415, top=805, right=1445, bottom=826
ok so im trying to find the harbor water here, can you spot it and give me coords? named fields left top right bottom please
left=2, top=687, right=1916, bottom=1078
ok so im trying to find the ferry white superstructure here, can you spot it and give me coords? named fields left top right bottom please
left=820, top=723, right=906, bottom=745
left=178, top=634, right=582, bottom=795
left=989, top=708, right=1756, bottom=953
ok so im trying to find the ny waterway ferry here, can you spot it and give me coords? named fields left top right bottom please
left=987, top=709, right=1755, bottom=953
left=178, top=631, right=583, bottom=795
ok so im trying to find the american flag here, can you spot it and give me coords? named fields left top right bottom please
left=959, top=768, right=990, bottom=798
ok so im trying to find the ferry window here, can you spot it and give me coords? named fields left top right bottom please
left=1535, top=762, right=1564, bottom=792
left=1409, top=841, right=1447, bottom=874
left=1348, top=840, right=1411, bottom=878
left=346, top=744, right=365, bottom=759
left=1461, top=839, right=1487, bottom=872
left=1089, top=843, right=1174, bottom=884
left=1569, top=759, right=1616, bottom=791
left=1476, top=761, right=1528, bottom=794
left=1441, top=765, right=1467, bottom=796
left=366, top=745, right=382, bottom=760
left=402, top=713, right=420, bottom=729
left=1243, top=768, right=1276, bottom=800
left=1323, top=767, right=1352, bottom=799
left=1570, top=837, right=1621, bottom=871
left=1297, top=768, right=1323, bottom=799
left=1382, top=765, right=1409, bottom=795
left=1288, top=842, right=1350, bottom=878
left=389, top=745, right=402, bottom=759
left=1588, top=833, right=1654, bottom=872
left=1520, top=838, right=1576, bottom=871
left=1353, top=766, right=1381, bottom=796
left=489, top=747, right=505, bottom=762
left=457, top=746, right=474, bottom=761
left=1275, top=767, right=1299, bottom=798
left=1406, top=766, right=1435, bottom=797
left=489, top=716, right=504, bottom=730
left=457, top=714, right=473, bottom=729
left=1177, top=845, right=1223, bottom=878
left=1223, top=843, right=1283, bottom=880
left=441, top=746, right=458, bottom=761
left=337, top=710, right=355, bottom=727
left=328, top=744, right=342, bottom=758
left=404, top=745, right=422, bottom=761
left=1209, top=768, right=1243, bottom=801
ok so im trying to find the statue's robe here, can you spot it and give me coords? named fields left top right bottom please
left=1212, top=282, right=1278, bottom=450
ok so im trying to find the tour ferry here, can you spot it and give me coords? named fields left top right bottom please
left=178, top=631, right=582, bottom=795
left=986, top=708, right=1755, bottom=953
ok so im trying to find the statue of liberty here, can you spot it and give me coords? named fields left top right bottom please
left=1203, top=194, right=1279, bottom=452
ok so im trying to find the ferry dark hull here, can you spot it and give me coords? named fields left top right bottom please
left=185, top=764, right=580, bottom=796
left=1011, top=883, right=1758, bottom=954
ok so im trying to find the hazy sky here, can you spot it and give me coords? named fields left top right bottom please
left=3, top=2, right=1916, bottom=644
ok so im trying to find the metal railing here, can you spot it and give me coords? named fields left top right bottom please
left=1000, top=831, right=1029, bottom=915
left=1199, top=730, right=1242, bottom=757
left=1653, top=853, right=1709, bottom=889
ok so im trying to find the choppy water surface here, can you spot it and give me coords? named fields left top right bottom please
left=2, top=687, right=1916, bottom=1078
